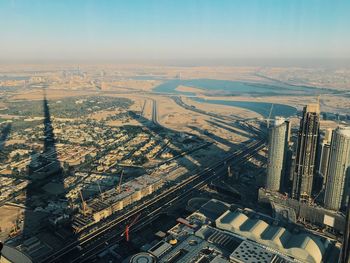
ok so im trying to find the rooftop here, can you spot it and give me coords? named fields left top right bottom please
left=337, top=126, right=350, bottom=137
left=0, top=245, right=32, bottom=263
left=216, top=209, right=327, bottom=263
left=130, top=199, right=339, bottom=263
left=306, top=103, right=320, bottom=114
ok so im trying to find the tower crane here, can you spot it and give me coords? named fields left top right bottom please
left=122, top=213, right=141, bottom=242
left=79, top=189, right=88, bottom=216
left=266, top=104, right=274, bottom=128
left=227, top=166, right=232, bottom=178
left=118, top=170, right=124, bottom=194
left=97, top=181, right=104, bottom=200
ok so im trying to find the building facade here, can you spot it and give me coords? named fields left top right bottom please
left=319, top=142, right=331, bottom=187
left=316, top=129, right=333, bottom=188
left=292, top=104, right=320, bottom=201
left=266, top=117, right=289, bottom=192
left=324, top=127, right=350, bottom=211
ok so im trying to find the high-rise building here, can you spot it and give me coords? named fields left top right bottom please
left=319, top=142, right=331, bottom=186
left=340, top=194, right=350, bottom=263
left=316, top=129, right=333, bottom=179
left=324, top=127, right=350, bottom=211
left=284, top=146, right=294, bottom=191
left=266, top=117, right=289, bottom=192
left=324, top=128, right=333, bottom=142
left=286, top=119, right=292, bottom=143
left=292, top=104, right=320, bottom=201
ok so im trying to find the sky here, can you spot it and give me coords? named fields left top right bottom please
left=0, top=0, right=350, bottom=64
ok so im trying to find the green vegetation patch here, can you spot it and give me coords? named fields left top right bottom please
left=2, top=96, right=133, bottom=118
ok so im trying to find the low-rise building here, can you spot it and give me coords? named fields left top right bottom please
left=130, top=199, right=340, bottom=263
left=72, top=174, right=163, bottom=232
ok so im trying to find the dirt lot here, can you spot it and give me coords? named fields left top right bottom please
left=0, top=205, right=23, bottom=241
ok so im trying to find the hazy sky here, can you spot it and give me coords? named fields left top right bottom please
left=1, top=0, right=350, bottom=63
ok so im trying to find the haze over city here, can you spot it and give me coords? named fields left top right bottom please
left=0, top=1, right=350, bottom=263
left=1, top=0, right=350, bottom=64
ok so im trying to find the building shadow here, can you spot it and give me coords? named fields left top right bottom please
left=211, top=118, right=254, bottom=137
left=0, top=123, right=11, bottom=160
left=126, top=108, right=259, bottom=187
left=0, top=123, right=11, bottom=146
left=187, top=125, right=237, bottom=149
left=128, top=110, right=212, bottom=166
left=206, top=119, right=251, bottom=138
left=20, top=88, right=75, bottom=262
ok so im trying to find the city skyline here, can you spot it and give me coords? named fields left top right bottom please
left=1, top=1, right=350, bottom=262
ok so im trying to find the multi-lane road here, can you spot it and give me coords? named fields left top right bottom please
left=41, top=139, right=264, bottom=263
left=170, top=96, right=233, bottom=122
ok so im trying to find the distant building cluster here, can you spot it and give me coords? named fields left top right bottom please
left=265, top=102, right=350, bottom=211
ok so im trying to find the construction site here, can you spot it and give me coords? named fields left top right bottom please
left=72, top=174, right=164, bottom=233
left=258, top=188, right=346, bottom=236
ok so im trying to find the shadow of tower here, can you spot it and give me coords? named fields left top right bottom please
left=23, top=87, right=63, bottom=234
left=20, top=87, right=74, bottom=261
left=0, top=123, right=11, bottom=160
left=0, top=123, right=11, bottom=148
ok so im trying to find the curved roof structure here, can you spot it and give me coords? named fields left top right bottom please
left=263, top=226, right=290, bottom=248
left=129, top=252, right=156, bottom=263
left=216, top=210, right=327, bottom=263
left=0, top=245, right=32, bottom=263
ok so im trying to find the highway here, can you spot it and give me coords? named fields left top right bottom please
left=140, top=99, right=147, bottom=117
left=41, top=139, right=265, bottom=263
left=170, top=95, right=240, bottom=122
left=170, top=95, right=265, bottom=139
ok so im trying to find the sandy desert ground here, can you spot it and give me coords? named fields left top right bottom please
left=1, top=65, right=348, bottom=149
left=0, top=205, right=23, bottom=241
left=85, top=92, right=252, bottom=150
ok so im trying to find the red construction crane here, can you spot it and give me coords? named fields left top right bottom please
left=122, top=213, right=141, bottom=242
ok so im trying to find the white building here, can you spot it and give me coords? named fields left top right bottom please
left=266, top=117, right=289, bottom=192
left=324, top=127, right=350, bottom=211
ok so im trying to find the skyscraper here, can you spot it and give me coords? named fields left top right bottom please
left=292, top=104, right=320, bottom=201
left=266, top=117, right=289, bottom=192
left=324, top=128, right=333, bottom=142
left=324, top=127, right=350, bottom=211
left=319, top=143, right=331, bottom=185
left=286, top=119, right=292, bottom=143
left=316, top=129, right=333, bottom=189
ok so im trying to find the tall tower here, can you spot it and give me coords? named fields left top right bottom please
left=324, top=127, right=350, bottom=211
left=266, top=117, right=289, bottom=192
left=316, top=129, right=333, bottom=189
left=324, top=128, right=333, bottom=142
left=292, top=104, right=320, bottom=201
left=340, top=194, right=350, bottom=263
left=319, top=142, right=331, bottom=187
